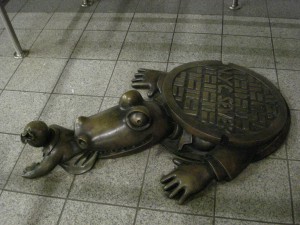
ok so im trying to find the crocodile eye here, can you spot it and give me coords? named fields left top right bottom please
left=127, top=111, right=151, bottom=130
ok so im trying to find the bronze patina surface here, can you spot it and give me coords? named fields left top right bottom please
left=21, top=61, right=290, bottom=204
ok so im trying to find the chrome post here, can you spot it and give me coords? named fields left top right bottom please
left=81, top=0, right=93, bottom=7
left=0, top=5, right=28, bottom=58
left=229, top=0, right=241, bottom=10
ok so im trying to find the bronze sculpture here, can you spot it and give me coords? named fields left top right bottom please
left=21, top=61, right=290, bottom=204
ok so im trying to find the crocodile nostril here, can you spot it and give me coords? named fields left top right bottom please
left=77, top=136, right=89, bottom=149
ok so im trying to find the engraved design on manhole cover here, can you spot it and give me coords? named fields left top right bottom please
left=172, top=65, right=280, bottom=134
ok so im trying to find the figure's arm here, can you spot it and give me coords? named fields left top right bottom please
left=22, top=151, right=62, bottom=179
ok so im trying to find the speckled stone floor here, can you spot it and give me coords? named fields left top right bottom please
left=0, top=0, right=299, bottom=224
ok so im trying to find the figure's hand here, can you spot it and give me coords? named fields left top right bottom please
left=22, top=162, right=40, bottom=178
left=161, top=160, right=215, bottom=204
left=131, top=69, right=165, bottom=97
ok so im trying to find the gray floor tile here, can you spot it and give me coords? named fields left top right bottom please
left=6, top=58, right=67, bottom=93
left=289, top=160, right=300, bottom=224
left=72, top=30, right=126, bottom=60
left=99, top=97, right=119, bottom=111
left=0, top=134, right=23, bottom=188
left=268, top=144, right=287, bottom=160
left=278, top=70, right=300, bottom=110
left=136, top=0, right=180, bottom=14
left=59, top=200, right=136, bottom=225
left=176, top=14, right=222, bottom=34
left=106, top=61, right=166, bottom=98
left=95, top=0, right=139, bottom=13
left=130, top=13, right=176, bottom=32
left=40, top=94, right=102, bottom=129
left=119, top=32, right=173, bottom=62
left=273, top=38, right=300, bottom=70
left=271, top=18, right=300, bottom=39
left=0, top=29, right=41, bottom=57
left=267, top=0, right=300, bottom=19
left=0, top=12, right=15, bottom=29
left=180, top=0, right=223, bottom=15
left=249, top=67, right=278, bottom=87
left=222, top=35, right=274, bottom=68
left=45, top=12, right=92, bottom=30
left=0, top=57, right=21, bottom=89
left=139, top=146, right=215, bottom=215
left=215, top=218, right=282, bottom=225
left=69, top=150, right=149, bottom=206
left=54, top=59, right=115, bottom=96
left=224, top=0, right=268, bottom=17
left=0, top=91, right=49, bottom=133
left=21, top=0, right=62, bottom=13
left=215, top=158, right=293, bottom=223
left=56, top=0, right=98, bottom=12
left=5, top=0, right=27, bottom=13
left=5, top=144, right=74, bottom=197
left=169, top=33, right=221, bottom=63
left=136, top=209, right=214, bottom=225
left=223, top=16, right=270, bottom=37
left=12, top=12, right=52, bottom=30
left=0, top=191, right=64, bottom=225
left=30, top=29, right=83, bottom=58
left=86, top=13, right=133, bottom=31
left=285, top=110, right=300, bottom=160
left=167, top=62, right=182, bottom=72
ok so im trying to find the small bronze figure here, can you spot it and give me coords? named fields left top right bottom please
left=21, top=121, right=98, bottom=178
left=21, top=61, right=290, bottom=204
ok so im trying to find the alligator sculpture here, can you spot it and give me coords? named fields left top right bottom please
left=21, top=61, right=290, bottom=204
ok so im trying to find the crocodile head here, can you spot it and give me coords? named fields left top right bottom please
left=74, top=90, right=172, bottom=158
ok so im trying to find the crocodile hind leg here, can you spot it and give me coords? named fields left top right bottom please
left=161, top=145, right=255, bottom=204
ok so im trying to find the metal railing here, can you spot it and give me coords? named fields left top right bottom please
left=0, top=0, right=28, bottom=58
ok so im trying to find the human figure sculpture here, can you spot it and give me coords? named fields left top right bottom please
left=21, top=121, right=98, bottom=178
left=21, top=61, right=290, bottom=204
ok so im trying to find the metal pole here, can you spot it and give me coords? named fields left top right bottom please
left=0, top=5, right=28, bottom=58
left=81, top=0, right=93, bottom=7
left=229, top=0, right=241, bottom=10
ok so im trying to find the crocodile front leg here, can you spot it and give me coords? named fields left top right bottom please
left=131, top=69, right=166, bottom=97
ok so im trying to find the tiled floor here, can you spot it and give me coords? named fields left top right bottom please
left=0, top=0, right=299, bottom=224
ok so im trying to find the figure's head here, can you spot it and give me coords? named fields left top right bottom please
left=74, top=90, right=173, bottom=155
left=21, top=121, right=50, bottom=147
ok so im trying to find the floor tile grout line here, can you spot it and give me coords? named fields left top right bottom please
left=265, top=0, right=280, bottom=93
left=97, top=0, right=141, bottom=113
left=3, top=54, right=300, bottom=70
left=165, top=0, right=182, bottom=65
left=55, top=175, right=76, bottom=225
left=0, top=142, right=26, bottom=198
left=0, top=0, right=31, bottom=97
left=0, top=0, right=65, bottom=98
left=0, top=15, right=34, bottom=193
left=220, top=0, right=224, bottom=63
left=1, top=188, right=137, bottom=210
left=266, top=0, right=295, bottom=223
left=2, top=0, right=29, bottom=28
left=0, top=186, right=298, bottom=225
left=48, top=1, right=104, bottom=224
left=6, top=27, right=300, bottom=41
left=0, top=0, right=78, bottom=198
left=286, top=159, right=296, bottom=224
left=132, top=149, right=152, bottom=225
left=213, top=0, right=225, bottom=222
